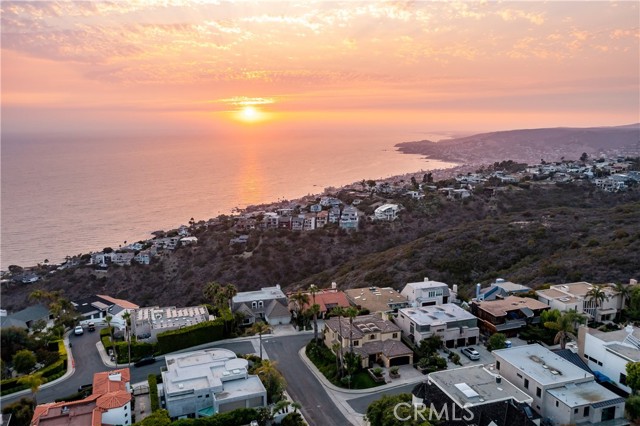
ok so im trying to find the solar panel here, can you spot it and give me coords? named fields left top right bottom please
left=454, top=383, right=479, bottom=398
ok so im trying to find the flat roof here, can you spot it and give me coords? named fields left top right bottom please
left=232, top=286, right=286, bottom=303
left=473, top=296, right=549, bottom=317
left=605, top=343, right=640, bottom=362
left=547, top=381, right=624, bottom=407
left=491, top=280, right=530, bottom=292
left=536, top=288, right=581, bottom=304
left=133, top=305, right=209, bottom=331
left=549, top=282, right=617, bottom=298
left=403, top=279, right=449, bottom=290
left=399, top=304, right=476, bottom=326
left=429, top=365, right=533, bottom=407
left=344, top=287, right=408, bottom=313
left=493, top=344, right=594, bottom=386
left=215, top=375, right=266, bottom=401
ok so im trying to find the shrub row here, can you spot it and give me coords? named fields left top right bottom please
left=0, top=341, right=67, bottom=396
left=148, top=374, right=159, bottom=412
left=171, top=408, right=259, bottom=426
left=156, top=320, right=224, bottom=354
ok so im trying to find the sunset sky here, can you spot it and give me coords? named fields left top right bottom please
left=2, top=1, right=639, bottom=137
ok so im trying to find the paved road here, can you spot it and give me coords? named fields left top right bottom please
left=263, top=335, right=349, bottom=426
left=346, top=383, right=418, bottom=414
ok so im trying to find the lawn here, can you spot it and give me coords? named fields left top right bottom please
left=305, top=341, right=383, bottom=390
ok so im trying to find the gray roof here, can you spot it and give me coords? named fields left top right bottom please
left=493, top=344, right=594, bottom=386
left=0, top=316, right=28, bottom=329
left=354, top=339, right=413, bottom=358
left=265, top=300, right=289, bottom=319
left=10, top=304, right=50, bottom=322
left=399, top=304, right=476, bottom=326
left=232, top=286, right=286, bottom=304
left=547, top=381, right=624, bottom=408
left=325, top=314, right=400, bottom=339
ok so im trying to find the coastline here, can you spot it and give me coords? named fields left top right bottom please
left=2, top=160, right=472, bottom=271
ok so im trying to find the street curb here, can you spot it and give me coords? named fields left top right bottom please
left=1, top=332, right=76, bottom=401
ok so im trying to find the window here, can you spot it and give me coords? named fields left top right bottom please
left=555, top=401, right=559, bottom=407
left=536, top=387, right=541, bottom=398
left=583, top=407, right=589, bottom=417
left=206, top=394, right=210, bottom=398
left=354, top=340, right=359, bottom=347
left=258, top=301, right=264, bottom=308
left=393, top=333, right=398, bottom=338
left=620, top=373, right=628, bottom=386
left=517, top=373, right=522, bottom=378
left=496, top=361, right=500, bottom=370
left=370, top=334, right=375, bottom=340
left=524, top=379, right=529, bottom=389
left=574, top=409, right=579, bottom=414
left=598, top=361, right=603, bottom=366
left=252, top=301, right=257, bottom=309
left=125, top=413, right=128, bottom=417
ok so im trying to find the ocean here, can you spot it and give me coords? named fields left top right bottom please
left=1, top=131, right=456, bottom=269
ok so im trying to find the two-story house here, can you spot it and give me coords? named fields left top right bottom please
left=536, top=282, right=623, bottom=322
left=339, top=206, right=359, bottom=230
left=344, top=287, right=409, bottom=314
left=471, top=296, right=549, bottom=337
left=374, top=204, right=400, bottom=221
left=395, top=304, right=479, bottom=348
left=493, top=344, right=627, bottom=426
left=476, top=278, right=532, bottom=301
left=231, top=285, right=290, bottom=326
left=323, top=313, right=413, bottom=368
left=400, top=278, right=451, bottom=307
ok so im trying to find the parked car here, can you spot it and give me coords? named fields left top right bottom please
left=505, top=340, right=512, bottom=348
left=134, top=356, right=156, bottom=368
left=74, top=325, right=84, bottom=335
left=461, top=346, right=480, bottom=360
left=78, top=383, right=92, bottom=394
left=88, top=322, right=96, bottom=332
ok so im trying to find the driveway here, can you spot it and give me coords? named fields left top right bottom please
left=263, top=334, right=350, bottom=426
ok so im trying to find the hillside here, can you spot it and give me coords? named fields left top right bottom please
left=396, top=124, right=640, bottom=164
left=2, top=181, right=639, bottom=311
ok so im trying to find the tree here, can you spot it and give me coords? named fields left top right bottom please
left=308, top=304, right=321, bottom=343
left=290, top=401, right=302, bottom=413
left=544, top=311, right=583, bottom=349
left=308, top=285, right=320, bottom=342
left=122, top=311, right=132, bottom=367
left=105, top=315, right=117, bottom=361
left=12, top=350, right=37, bottom=374
left=626, top=395, right=640, bottom=422
left=627, top=362, right=640, bottom=395
left=365, top=393, right=432, bottom=426
left=281, top=412, right=305, bottom=426
left=289, top=291, right=309, bottom=329
left=487, top=333, right=507, bottom=351
left=586, top=285, right=609, bottom=311
left=330, top=306, right=346, bottom=376
left=614, top=282, right=631, bottom=317
left=345, top=307, right=359, bottom=357
left=580, top=152, right=589, bottom=162
left=136, top=410, right=171, bottom=426
left=250, top=321, right=270, bottom=359
left=18, top=373, right=43, bottom=406
left=29, top=290, right=79, bottom=329
left=2, top=398, right=35, bottom=426
left=255, top=360, right=286, bottom=403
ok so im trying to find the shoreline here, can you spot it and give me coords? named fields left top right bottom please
left=1, top=159, right=474, bottom=271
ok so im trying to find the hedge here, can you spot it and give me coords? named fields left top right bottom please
left=156, top=320, right=224, bottom=354
left=170, top=408, right=259, bottom=426
left=148, top=374, right=160, bottom=412
left=0, top=341, right=67, bottom=396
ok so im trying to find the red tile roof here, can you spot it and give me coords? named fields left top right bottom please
left=96, top=295, right=139, bottom=309
left=303, top=290, right=351, bottom=313
left=92, top=368, right=130, bottom=395
left=96, top=390, right=131, bottom=410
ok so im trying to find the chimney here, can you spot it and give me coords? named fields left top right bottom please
left=496, top=375, right=502, bottom=384
left=577, top=325, right=588, bottom=359
left=631, top=279, right=638, bottom=286
left=476, top=283, right=481, bottom=299
left=626, top=324, right=634, bottom=334
left=424, top=277, right=429, bottom=282
left=108, top=372, right=122, bottom=382
left=331, top=282, right=337, bottom=290
left=276, top=284, right=281, bottom=290
left=452, top=284, right=458, bottom=294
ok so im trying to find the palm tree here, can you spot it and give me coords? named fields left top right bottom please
left=345, top=307, right=359, bottom=356
left=251, top=321, right=270, bottom=359
left=330, top=306, right=346, bottom=375
left=308, top=304, right=321, bottom=343
left=614, top=282, right=631, bottom=312
left=122, top=312, right=132, bottom=367
left=544, top=311, right=582, bottom=349
left=105, top=315, right=117, bottom=362
left=272, top=399, right=291, bottom=416
left=18, top=373, right=43, bottom=407
left=332, top=342, right=341, bottom=375
left=255, top=360, right=286, bottom=403
left=289, top=291, right=309, bottom=328
left=309, top=285, right=320, bottom=340
left=290, top=401, right=302, bottom=413
left=586, top=285, right=609, bottom=319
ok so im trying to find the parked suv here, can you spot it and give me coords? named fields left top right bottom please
left=461, top=346, right=480, bottom=360
left=88, top=322, right=96, bottom=332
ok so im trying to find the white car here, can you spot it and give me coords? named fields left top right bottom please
left=461, top=346, right=480, bottom=360
left=74, top=325, right=84, bottom=335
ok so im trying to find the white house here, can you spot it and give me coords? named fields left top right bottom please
left=161, top=349, right=267, bottom=418
left=400, top=278, right=451, bottom=307
left=578, top=324, right=640, bottom=394
left=374, top=204, right=400, bottom=221
left=339, top=206, right=359, bottom=229
left=493, top=344, right=627, bottom=425
left=536, top=282, right=622, bottom=322
left=396, top=304, right=479, bottom=348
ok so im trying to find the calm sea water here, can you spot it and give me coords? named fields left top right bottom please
left=1, top=132, right=455, bottom=269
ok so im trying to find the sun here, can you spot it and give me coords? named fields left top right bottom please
left=240, top=105, right=260, bottom=122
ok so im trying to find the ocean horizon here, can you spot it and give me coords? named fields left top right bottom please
left=1, top=131, right=457, bottom=269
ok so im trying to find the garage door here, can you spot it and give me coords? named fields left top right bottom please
left=389, top=356, right=411, bottom=366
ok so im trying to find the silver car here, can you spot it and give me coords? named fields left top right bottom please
left=461, top=346, right=480, bottom=360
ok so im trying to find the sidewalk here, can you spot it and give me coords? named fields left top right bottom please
left=298, top=346, right=426, bottom=426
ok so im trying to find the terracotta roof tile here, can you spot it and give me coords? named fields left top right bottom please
left=96, top=295, right=139, bottom=309
left=96, top=390, right=131, bottom=410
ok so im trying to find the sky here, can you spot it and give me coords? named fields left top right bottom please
left=2, top=0, right=639, bottom=137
